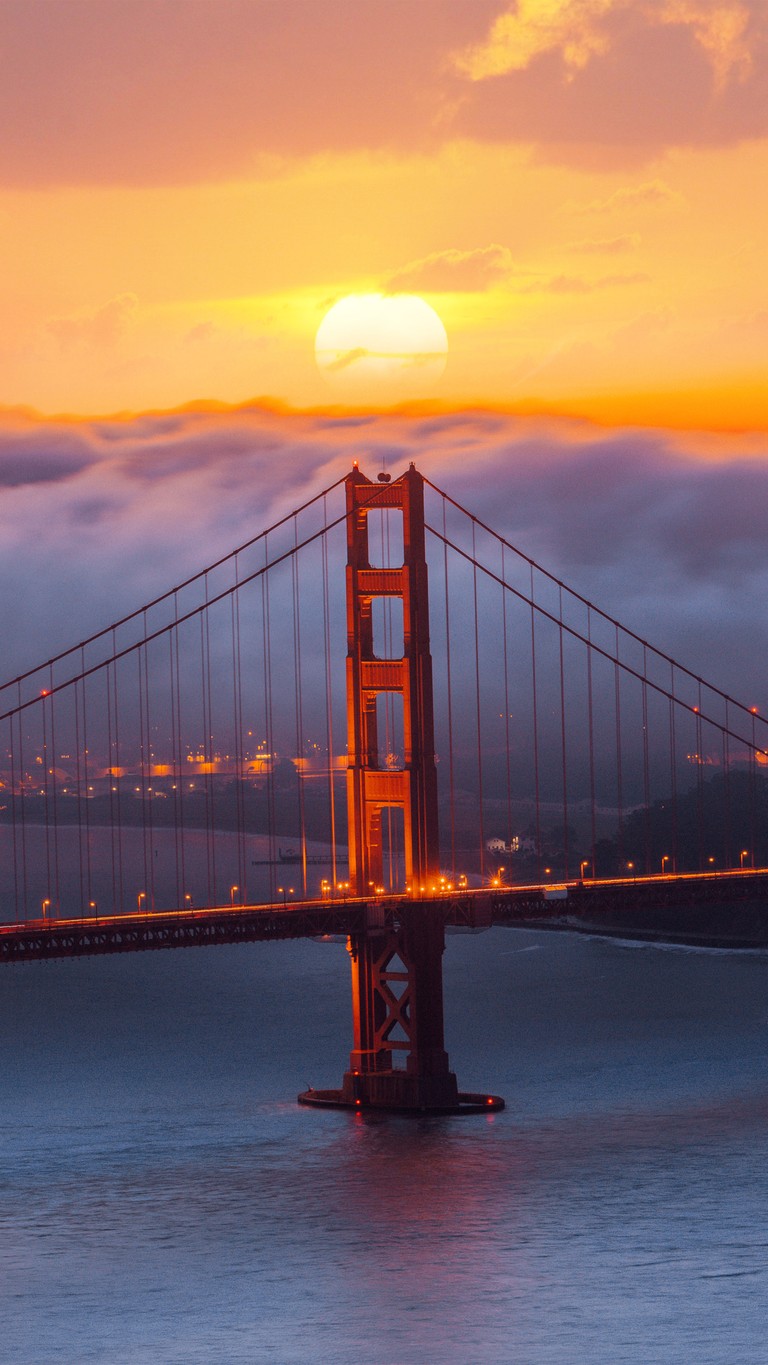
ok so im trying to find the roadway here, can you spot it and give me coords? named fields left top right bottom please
left=2, top=867, right=768, bottom=961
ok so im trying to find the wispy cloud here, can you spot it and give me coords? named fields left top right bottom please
left=385, top=245, right=513, bottom=293
left=323, top=347, right=370, bottom=374
left=48, top=294, right=138, bottom=350
left=519, top=271, right=649, bottom=293
left=570, top=181, right=683, bottom=214
left=569, top=233, right=641, bottom=253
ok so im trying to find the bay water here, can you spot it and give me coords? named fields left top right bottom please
left=2, top=925, right=767, bottom=1363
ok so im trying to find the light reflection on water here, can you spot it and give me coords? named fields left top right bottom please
left=2, top=929, right=768, bottom=1363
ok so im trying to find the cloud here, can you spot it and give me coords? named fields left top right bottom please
left=568, top=233, right=641, bottom=253
left=656, top=0, right=753, bottom=91
left=1, top=1, right=765, bottom=187
left=453, top=0, right=756, bottom=91
left=0, top=429, right=96, bottom=487
left=324, top=348, right=370, bottom=374
left=47, top=294, right=138, bottom=350
left=0, top=403, right=765, bottom=713
left=519, top=271, right=649, bottom=293
left=453, top=0, right=615, bottom=79
left=385, top=245, right=513, bottom=293
left=571, top=181, right=683, bottom=213
left=0, top=1, right=500, bottom=187
left=447, top=2, right=768, bottom=164
left=185, top=322, right=218, bottom=345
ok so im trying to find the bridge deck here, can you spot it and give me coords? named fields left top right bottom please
left=2, top=869, right=768, bottom=962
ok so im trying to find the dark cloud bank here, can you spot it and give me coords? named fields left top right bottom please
left=1, top=403, right=766, bottom=707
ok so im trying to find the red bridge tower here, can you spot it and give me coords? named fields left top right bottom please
left=301, top=464, right=504, bottom=1114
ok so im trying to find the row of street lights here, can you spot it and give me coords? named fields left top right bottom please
left=494, top=849, right=756, bottom=887
left=37, top=845, right=760, bottom=922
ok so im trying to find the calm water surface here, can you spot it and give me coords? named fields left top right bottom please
left=2, top=927, right=768, bottom=1363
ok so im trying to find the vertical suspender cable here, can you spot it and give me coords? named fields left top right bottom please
left=112, top=630, right=125, bottom=913
left=471, top=522, right=485, bottom=881
left=586, top=608, right=597, bottom=877
left=292, top=518, right=308, bottom=897
left=529, top=567, right=542, bottom=882
left=204, top=586, right=218, bottom=904
left=262, top=538, right=277, bottom=899
left=9, top=714, right=19, bottom=919
left=199, top=611, right=213, bottom=907
left=81, top=651, right=93, bottom=910
left=106, top=660, right=118, bottom=917
left=558, top=587, right=569, bottom=879
left=173, top=615, right=186, bottom=908
left=749, top=708, right=757, bottom=867
left=49, top=664, right=61, bottom=915
left=169, top=629, right=181, bottom=911
left=669, top=665, right=679, bottom=871
left=441, top=501, right=457, bottom=881
left=696, top=682, right=704, bottom=870
left=137, top=646, right=150, bottom=909
left=74, top=677, right=84, bottom=912
left=501, top=544, right=513, bottom=853
left=642, top=648, right=651, bottom=875
left=721, top=720, right=729, bottom=868
left=321, top=498, right=338, bottom=890
left=230, top=584, right=244, bottom=901
left=723, top=699, right=732, bottom=868
left=614, top=627, right=623, bottom=870
left=20, top=692, right=29, bottom=916
left=41, top=690, right=51, bottom=906
left=142, top=630, right=155, bottom=911
left=233, top=560, right=247, bottom=901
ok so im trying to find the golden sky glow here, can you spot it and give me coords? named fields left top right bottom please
left=0, top=0, right=766, bottom=428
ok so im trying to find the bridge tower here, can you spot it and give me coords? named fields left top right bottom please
left=345, top=461, right=439, bottom=897
left=301, top=464, right=504, bottom=1114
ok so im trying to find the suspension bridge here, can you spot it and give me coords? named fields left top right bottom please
left=1, top=462, right=767, bottom=1112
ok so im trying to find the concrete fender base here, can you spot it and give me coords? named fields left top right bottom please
left=297, top=1088, right=505, bottom=1115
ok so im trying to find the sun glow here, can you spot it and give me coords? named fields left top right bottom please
left=315, top=293, right=448, bottom=396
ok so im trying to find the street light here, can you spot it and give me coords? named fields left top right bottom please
left=230, top=884, right=239, bottom=906
left=41, top=898, right=51, bottom=921
left=627, top=861, right=635, bottom=880
left=88, top=900, right=97, bottom=916
left=661, top=855, right=670, bottom=874
left=740, top=849, right=749, bottom=869
left=580, top=860, right=590, bottom=880
left=184, top=893, right=193, bottom=909
left=137, top=891, right=146, bottom=912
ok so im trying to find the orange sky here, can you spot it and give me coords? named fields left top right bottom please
left=0, top=0, right=766, bottom=428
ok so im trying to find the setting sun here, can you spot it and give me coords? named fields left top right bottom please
left=315, top=293, right=448, bottom=396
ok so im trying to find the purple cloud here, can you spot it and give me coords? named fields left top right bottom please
left=0, top=404, right=764, bottom=716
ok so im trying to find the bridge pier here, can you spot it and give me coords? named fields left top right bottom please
left=298, top=900, right=503, bottom=1115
